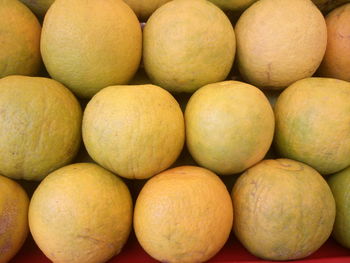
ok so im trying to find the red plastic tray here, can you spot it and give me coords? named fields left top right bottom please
left=11, top=233, right=350, bottom=263
left=11, top=177, right=350, bottom=263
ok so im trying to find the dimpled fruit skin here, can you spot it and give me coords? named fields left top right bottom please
left=41, top=0, right=142, bottom=98
left=143, top=0, right=235, bottom=93
left=29, top=163, right=133, bottom=263
left=0, top=75, right=82, bottom=181
left=235, top=0, right=327, bottom=89
left=274, top=77, right=350, bottom=175
left=328, top=166, right=350, bottom=249
left=122, top=0, right=172, bottom=21
left=185, top=81, right=275, bottom=175
left=232, top=159, right=335, bottom=261
left=318, top=3, right=350, bottom=82
left=82, top=84, right=185, bottom=179
left=134, top=166, right=233, bottom=263
left=0, top=0, right=41, bottom=78
left=0, top=175, right=29, bottom=263
left=208, top=0, right=258, bottom=11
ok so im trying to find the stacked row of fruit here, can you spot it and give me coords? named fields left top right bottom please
left=1, top=0, right=350, bottom=262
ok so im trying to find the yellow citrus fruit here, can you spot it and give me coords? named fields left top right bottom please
left=0, top=175, right=29, bottom=263
left=318, top=3, right=350, bottom=81
left=29, top=163, right=133, bottom=263
left=185, top=80, right=275, bottom=175
left=41, top=0, right=142, bottom=98
left=143, top=0, right=236, bottom=93
left=134, top=166, right=233, bottom=263
left=232, top=159, right=335, bottom=260
left=82, top=84, right=185, bottom=179
left=0, top=75, right=82, bottom=181
left=0, top=0, right=41, bottom=78
left=19, top=0, right=54, bottom=17
left=122, top=0, right=172, bottom=21
left=235, top=0, right=327, bottom=89
left=328, top=166, right=350, bottom=249
left=208, top=0, right=258, bottom=11
left=274, top=77, right=350, bottom=175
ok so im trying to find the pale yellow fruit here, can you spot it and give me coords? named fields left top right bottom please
left=82, top=84, right=185, bottom=179
left=0, top=75, right=82, bottom=181
left=185, top=81, right=275, bottom=175
left=328, top=166, right=350, bottom=249
left=232, top=159, right=335, bottom=260
left=29, top=163, right=133, bottom=263
left=0, top=175, right=29, bottom=263
left=208, top=0, right=258, bottom=11
left=0, top=0, right=41, bottom=78
left=41, top=0, right=142, bottom=98
left=122, top=0, right=171, bottom=21
left=143, top=0, right=236, bottom=93
left=134, top=166, right=233, bottom=263
left=235, top=0, right=327, bottom=89
left=19, top=0, right=54, bottom=17
left=274, top=77, right=350, bottom=175
left=318, top=3, right=350, bottom=81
